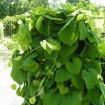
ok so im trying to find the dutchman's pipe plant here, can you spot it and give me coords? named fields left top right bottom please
left=11, top=3, right=105, bottom=105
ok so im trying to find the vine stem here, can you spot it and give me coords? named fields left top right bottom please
left=24, top=52, right=58, bottom=101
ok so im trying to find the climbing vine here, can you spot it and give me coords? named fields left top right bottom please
left=11, top=3, right=105, bottom=105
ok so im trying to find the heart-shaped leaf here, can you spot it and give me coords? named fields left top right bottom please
left=55, top=67, right=72, bottom=82
left=82, top=68, right=99, bottom=90
left=65, top=57, right=82, bottom=74
left=58, top=22, right=78, bottom=46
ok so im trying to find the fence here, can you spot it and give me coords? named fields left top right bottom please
left=3, top=23, right=18, bottom=37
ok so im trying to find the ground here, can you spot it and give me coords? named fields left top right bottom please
left=0, top=38, right=23, bottom=105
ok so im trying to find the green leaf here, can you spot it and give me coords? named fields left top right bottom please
left=60, top=42, right=78, bottom=58
left=21, top=59, right=39, bottom=72
left=87, top=60, right=102, bottom=74
left=40, top=40, right=47, bottom=50
left=87, top=33, right=97, bottom=43
left=65, top=57, right=82, bottom=74
left=40, top=39, right=61, bottom=51
left=55, top=67, right=71, bottom=82
left=71, top=74, right=84, bottom=90
left=40, top=40, right=53, bottom=55
left=43, top=91, right=61, bottom=105
left=36, top=16, right=50, bottom=36
left=40, top=39, right=60, bottom=54
left=32, top=36, right=42, bottom=49
left=44, top=15, right=64, bottom=21
left=29, top=19, right=36, bottom=30
left=16, top=86, right=26, bottom=97
left=77, top=14, right=84, bottom=21
left=47, top=38, right=61, bottom=50
left=28, top=84, right=37, bottom=97
left=99, top=81, right=105, bottom=98
left=57, top=83, right=69, bottom=95
left=32, top=80, right=40, bottom=87
left=29, top=97, right=36, bottom=105
left=58, top=22, right=78, bottom=46
left=11, top=84, right=17, bottom=90
left=82, top=68, right=99, bottom=90
left=59, top=95, right=71, bottom=105
left=84, top=44, right=98, bottom=59
left=79, top=21, right=89, bottom=40
left=36, top=16, right=44, bottom=32
left=70, top=91, right=82, bottom=105
left=33, top=7, right=45, bottom=15
left=27, top=61, right=39, bottom=72
left=11, top=61, right=26, bottom=84
left=87, top=88, right=101, bottom=104
left=59, top=17, right=74, bottom=32
left=20, top=52, right=39, bottom=72
left=59, top=91, right=82, bottom=105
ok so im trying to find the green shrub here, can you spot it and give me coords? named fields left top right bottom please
left=11, top=3, right=105, bottom=105
left=2, top=14, right=29, bottom=36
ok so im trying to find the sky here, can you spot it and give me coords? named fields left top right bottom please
left=51, top=0, right=105, bottom=6
left=90, top=0, right=105, bottom=6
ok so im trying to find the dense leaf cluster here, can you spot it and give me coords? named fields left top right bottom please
left=11, top=3, right=105, bottom=105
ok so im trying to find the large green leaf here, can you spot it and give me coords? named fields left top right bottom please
left=70, top=91, right=82, bottom=105
left=20, top=52, right=39, bottom=72
left=55, top=67, right=71, bottom=82
left=27, top=61, right=39, bottom=72
left=11, top=61, right=26, bottom=85
left=58, top=22, right=78, bottom=46
left=87, top=88, right=101, bottom=104
left=82, top=68, right=99, bottom=90
left=79, top=21, right=89, bottom=40
left=65, top=57, right=82, bottom=74
left=59, top=42, right=78, bottom=58
left=59, top=95, right=71, bottom=105
left=43, top=91, right=61, bottom=105
left=59, top=91, right=82, bottom=105
left=71, top=74, right=84, bottom=90
left=20, top=59, right=39, bottom=72
left=87, top=60, right=102, bottom=74
left=84, top=44, right=98, bottom=59
left=36, top=16, right=50, bottom=36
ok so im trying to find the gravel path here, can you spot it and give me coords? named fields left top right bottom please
left=0, top=43, right=24, bottom=105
